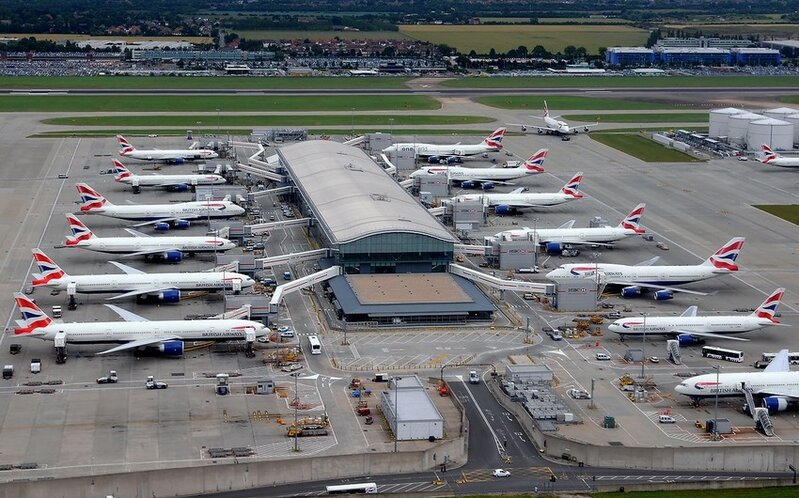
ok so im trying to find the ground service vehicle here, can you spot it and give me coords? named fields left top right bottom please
left=595, top=352, right=611, bottom=361
left=469, top=371, right=480, bottom=384
left=755, top=352, right=799, bottom=369
left=325, top=482, right=377, bottom=494
left=492, top=469, right=511, bottom=478
left=97, top=370, right=119, bottom=384
left=308, top=335, right=322, bottom=355
left=702, top=346, right=744, bottom=363
left=2, top=365, right=13, bottom=379
left=145, top=375, right=168, bottom=389
left=30, top=359, right=41, bottom=374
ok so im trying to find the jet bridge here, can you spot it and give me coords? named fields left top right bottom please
left=237, top=162, right=285, bottom=182
left=228, top=140, right=285, bottom=182
left=270, top=266, right=342, bottom=314
left=212, top=305, right=252, bottom=320
left=448, top=263, right=553, bottom=294
left=248, top=218, right=312, bottom=236
left=255, top=248, right=330, bottom=268
left=379, top=153, right=397, bottom=175
left=454, top=244, right=487, bottom=256
left=343, top=136, right=365, bottom=147
left=249, top=186, right=293, bottom=199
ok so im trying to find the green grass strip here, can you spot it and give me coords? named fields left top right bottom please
left=590, top=132, right=703, bottom=162
left=0, top=76, right=410, bottom=89
left=444, top=75, right=799, bottom=89
left=42, top=115, right=493, bottom=127
left=478, top=96, right=678, bottom=110
left=32, top=128, right=505, bottom=138
left=563, top=113, right=708, bottom=123
left=0, top=95, right=439, bottom=112
left=754, top=204, right=799, bottom=226
left=595, top=486, right=799, bottom=498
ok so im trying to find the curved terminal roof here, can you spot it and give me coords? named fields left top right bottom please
left=278, top=140, right=457, bottom=245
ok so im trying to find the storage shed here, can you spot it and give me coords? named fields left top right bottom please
left=380, top=376, right=444, bottom=441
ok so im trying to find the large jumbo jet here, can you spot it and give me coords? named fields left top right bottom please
left=75, top=183, right=245, bottom=228
left=675, top=349, right=799, bottom=412
left=545, top=237, right=745, bottom=300
left=608, top=288, right=786, bottom=342
left=63, top=214, right=235, bottom=262
left=451, top=172, right=584, bottom=213
left=13, top=293, right=268, bottom=356
left=117, top=135, right=219, bottom=163
left=409, top=149, right=547, bottom=188
left=508, top=101, right=599, bottom=136
left=382, top=128, right=506, bottom=159
left=760, top=144, right=799, bottom=168
left=31, top=248, right=254, bottom=302
left=113, top=160, right=226, bottom=191
left=493, top=203, right=645, bottom=251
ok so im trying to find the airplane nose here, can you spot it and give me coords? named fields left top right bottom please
left=608, top=323, right=621, bottom=333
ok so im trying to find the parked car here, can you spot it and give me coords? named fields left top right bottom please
left=281, top=363, right=303, bottom=373
left=659, top=415, right=676, bottom=424
left=279, top=327, right=295, bottom=338
left=649, top=356, right=660, bottom=363
left=595, top=352, right=611, bottom=361
left=568, top=388, right=591, bottom=400
left=492, top=469, right=511, bottom=478
left=469, top=370, right=480, bottom=384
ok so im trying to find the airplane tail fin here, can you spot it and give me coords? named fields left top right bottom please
left=13, top=292, right=52, bottom=334
left=543, top=100, right=549, bottom=117
left=31, top=249, right=67, bottom=286
left=112, top=160, right=132, bottom=181
left=751, top=288, right=785, bottom=323
left=559, top=172, right=584, bottom=199
left=482, top=128, right=506, bottom=150
left=65, top=213, right=95, bottom=245
left=76, top=183, right=110, bottom=212
left=702, top=237, right=745, bottom=272
left=618, top=203, right=646, bottom=233
left=522, top=148, right=548, bottom=173
left=760, top=143, right=779, bottom=164
left=117, top=135, right=136, bottom=155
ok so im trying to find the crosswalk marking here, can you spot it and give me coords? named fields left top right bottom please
left=458, top=466, right=555, bottom=483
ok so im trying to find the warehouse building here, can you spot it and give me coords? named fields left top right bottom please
left=605, top=47, right=655, bottom=66
left=658, top=47, right=732, bottom=66
left=380, top=376, right=444, bottom=441
left=731, top=48, right=781, bottom=66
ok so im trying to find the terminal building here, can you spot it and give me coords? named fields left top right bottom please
left=606, top=43, right=780, bottom=67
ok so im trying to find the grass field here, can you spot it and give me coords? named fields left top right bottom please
left=590, top=133, right=702, bottom=162
left=596, top=486, right=799, bottom=498
left=443, top=76, right=799, bottom=89
left=42, top=115, right=493, bottom=127
left=563, top=112, right=708, bottom=123
left=0, top=33, right=210, bottom=43
left=478, top=96, right=678, bottom=110
left=0, top=76, right=410, bottom=90
left=32, top=128, right=502, bottom=138
left=399, top=24, right=647, bottom=54
left=754, top=205, right=799, bottom=226
left=235, top=30, right=408, bottom=41
left=778, top=96, right=799, bottom=105
left=0, top=95, right=439, bottom=113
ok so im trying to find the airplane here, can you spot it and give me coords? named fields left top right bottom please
left=117, top=135, right=219, bottom=163
left=409, top=149, right=547, bottom=189
left=544, top=237, right=745, bottom=300
left=508, top=101, right=599, bottom=136
left=31, top=248, right=254, bottom=302
left=13, top=293, right=268, bottom=356
left=382, top=128, right=506, bottom=160
left=608, top=288, right=786, bottom=343
left=450, top=172, right=584, bottom=213
left=63, top=214, right=235, bottom=262
left=112, top=160, right=226, bottom=192
left=75, top=183, right=245, bottom=229
left=492, top=203, right=645, bottom=252
left=675, top=349, right=799, bottom=412
left=760, top=144, right=799, bottom=168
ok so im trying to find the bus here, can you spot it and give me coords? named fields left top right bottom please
left=308, top=335, right=322, bottom=355
left=326, top=482, right=378, bottom=494
left=754, top=352, right=799, bottom=369
left=701, top=346, right=744, bottom=363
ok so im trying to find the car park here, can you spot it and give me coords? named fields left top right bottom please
left=492, top=469, right=511, bottom=478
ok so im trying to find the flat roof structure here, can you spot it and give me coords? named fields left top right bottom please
left=348, top=273, right=470, bottom=305
left=277, top=140, right=456, bottom=246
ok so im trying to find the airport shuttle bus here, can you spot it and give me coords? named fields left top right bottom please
left=325, top=482, right=378, bottom=494
left=701, top=346, right=744, bottom=363
left=755, top=352, right=799, bottom=369
left=308, top=335, right=322, bottom=355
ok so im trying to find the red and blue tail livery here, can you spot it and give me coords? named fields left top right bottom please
left=705, top=237, right=745, bottom=272
left=523, top=148, right=548, bottom=173
left=76, top=183, right=108, bottom=212
left=753, top=288, right=785, bottom=323
left=620, top=203, right=646, bottom=234
left=482, top=128, right=506, bottom=150
left=31, top=249, right=65, bottom=286
left=112, top=160, right=132, bottom=181
left=560, top=172, right=584, bottom=199
left=65, top=213, right=95, bottom=245
left=117, top=135, right=136, bottom=156
left=13, top=293, right=52, bottom=334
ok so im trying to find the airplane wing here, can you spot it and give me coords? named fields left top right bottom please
left=507, top=123, right=551, bottom=133
left=536, top=238, right=616, bottom=248
left=605, top=281, right=708, bottom=296
left=765, top=350, right=790, bottom=373
left=118, top=247, right=181, bottom=258
left=105, top=287, right=179, bottom=301
left=104, top=304, right=150, bottom=322
left=108, top=261, right=146, bottom=275
left=557, top=220, right=576, bottom=229
left=670, top=329, right=749, bottom=341
left=634, top=256, right=660, bottom=266
left=123, top=228, right=152, bottom=238
left=470, top=179, right=517, bottom=186
left=581, top=122, right=600, bottom=131
left=754, top=388, right=799, bottom=400
left=680, top=306, right=698, bottom=317
left=96, top=336, right=179, bottom=355
left=131, top=216, right=201, bottom=227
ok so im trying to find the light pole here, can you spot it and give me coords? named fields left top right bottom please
left=292, top=372, right=300, bottom=452
left=789, top=464, right=796, bottom=484
left=393, top=376, right=402, bottom=453
left=713, top=364, right=720, bottom=441
left=389, top=117, right=394, bottom=137
left=206, top=193, right=217, bottom=266
left=640, top=313, right=648, bottom=379
left=216, top=108, right=220, bottom=137
left=591, top=251, right=602, bottom=302
left=351, top=107, right=355, bottom=137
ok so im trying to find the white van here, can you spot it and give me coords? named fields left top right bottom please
left=659, top=415, right=676, bottom=424
left=469, top=371, right=480, bottom=384
left=595, top=352, right=611, bottom=361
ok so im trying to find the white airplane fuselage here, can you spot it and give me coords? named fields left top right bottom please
left=35, top=271, right=254, bottom=294
left=545, top=116, right=571, bottom=134
left=83, top=201, right=245, bottom=221
left=546, top=263, right=721, bottom=286
left=609, top=316, right=774, bottom=338
left=118, top=174, right=226, bottom=188
left=497, top=226, right=636, bottom=243
left=413, top=166, right=537, bottom=182
left=23, top=319, right=267, bottom=345
left=68, top=236, right=235, bottom=255
left=121, top=149, right=218, bottom=162
left=456, top=192, right=576, bottom=208
left=390, top=142, right=499, bottom=158
left=765, top=157, right=799, bottom=168
left=676, top=372, right=799, bottom=399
